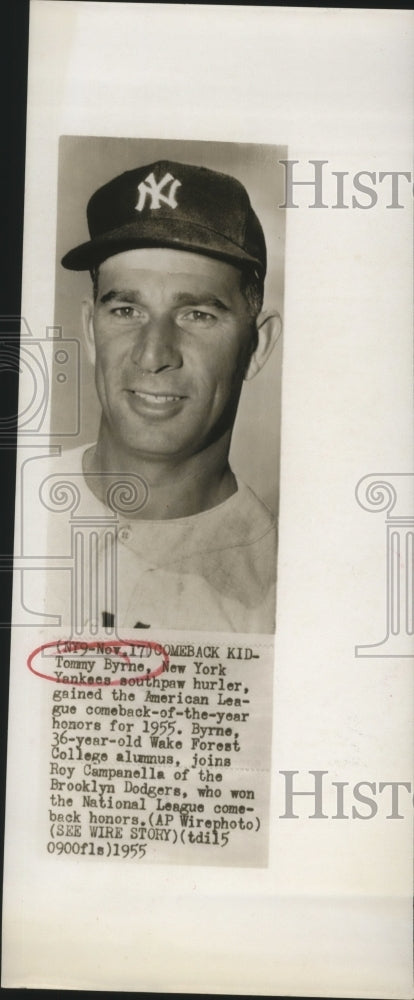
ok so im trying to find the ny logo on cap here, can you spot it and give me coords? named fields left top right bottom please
left=135, top=171, right=182, bottom=212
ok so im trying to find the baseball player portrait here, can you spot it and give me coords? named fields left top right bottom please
left=49, top=143, right=284, bottom=635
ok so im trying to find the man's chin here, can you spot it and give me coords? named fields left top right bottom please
left=116, top=430, right=201, bottom=463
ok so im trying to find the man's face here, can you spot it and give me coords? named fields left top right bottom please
left=85, top=247, right=255, bottom=461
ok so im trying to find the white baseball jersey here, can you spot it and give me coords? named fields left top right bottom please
left=44, top=445, right=277, bottom=634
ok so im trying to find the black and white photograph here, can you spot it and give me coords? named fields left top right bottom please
left=1, top=2, right=412, bottom=996
left=45, top=136, right=284, bottom=636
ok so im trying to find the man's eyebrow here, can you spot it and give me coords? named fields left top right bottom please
left=99, top=289, right=143, bottom=304
left=172, top=292, right=230, bottom=311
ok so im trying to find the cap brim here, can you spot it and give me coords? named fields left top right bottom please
left=61, top=217, right=264, bottom=274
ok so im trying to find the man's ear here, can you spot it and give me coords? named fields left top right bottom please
left=244, top=310, right=282, bottom=381
left=81, top=298, right=96, bottom=366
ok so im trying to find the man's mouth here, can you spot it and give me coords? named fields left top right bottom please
left=127, top=390, right=184, bottom=404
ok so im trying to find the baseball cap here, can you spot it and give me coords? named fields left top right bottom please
left=61, top=160, right=267, bottom=277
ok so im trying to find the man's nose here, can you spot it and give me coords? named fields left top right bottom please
left=130, top=315, right=182, bottom=373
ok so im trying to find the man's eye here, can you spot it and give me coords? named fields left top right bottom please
left=184, top=310, right=217, bottom=324
left=111, top=306, right=140, bottom=319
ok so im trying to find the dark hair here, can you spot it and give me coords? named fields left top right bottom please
left=239, top=267, right=264, bottom=320
left=91, top=266, right=100, bottom=303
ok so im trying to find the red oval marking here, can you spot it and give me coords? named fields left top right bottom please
left=27, top=639, right=168, bottom=687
